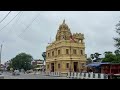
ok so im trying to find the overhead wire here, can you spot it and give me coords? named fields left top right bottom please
left=18, top=12, right=40, bottom=38
left=0, top=11, right=21, bottom=32
left=8, top=11, right=23, bottom=33
left=0, top=11, right=11, bottom=24
left=0, top=11, right=23, bottom=51
left=0, top=12, right=42, bottom=62
left=0, top=12, right=22, bottom=48
left=5, top=11, right=23, bottom=42
left=1, top=12, right=41, bottom=44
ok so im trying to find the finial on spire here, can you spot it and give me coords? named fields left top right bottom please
left=63, top=19, right=65, bottom=24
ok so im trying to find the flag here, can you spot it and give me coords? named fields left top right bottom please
left=70, top=35, right=76, bottom=42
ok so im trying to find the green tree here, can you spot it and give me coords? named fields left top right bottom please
left=103, top=20, right=120, bottom=63
left=90, top=54, right=94, bottom=60
left=102, top=51, right=118, bottom=63
left=94, top=52, right=101, bottom=59
left=114, top=50, right=120, bottom=62
left=114, top=50, right=120, bottom=56
left=7, top=61, right=12, bottom=71
left=42, top=52, right=46, bottom=61
left=90, top=53, right=101, bottom=62
left=87, top=58, right=92, bottom=64
left=114, top=21, right=120, bottom=49
left=10, top=53, right=33, bottom=71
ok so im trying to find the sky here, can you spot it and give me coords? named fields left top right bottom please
left=0, top=11, right=120, bottom=64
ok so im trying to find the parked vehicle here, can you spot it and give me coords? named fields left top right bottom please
left=0, top=72, right=4, bottom=79
left=12, top=70, right=20, bottom=76
left=0, top=75, right=4, bottom=79
left=26, top=70, right=33, bottom=74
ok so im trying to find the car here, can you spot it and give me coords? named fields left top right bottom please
left=0, top=72, right=4, bottom=79
left=26, top=70, right=33, bottom=74
left=12, top=70, right=20, bottom=76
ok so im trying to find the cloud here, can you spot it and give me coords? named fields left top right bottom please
left=0, top=11, right=120, bottom=63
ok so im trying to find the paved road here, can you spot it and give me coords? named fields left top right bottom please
left=2, top=72, right=68, bottom=79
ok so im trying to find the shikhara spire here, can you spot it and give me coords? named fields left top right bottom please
left=63, top=19, right=65, bottom=24
left=56, top=20, right=72, bottom=41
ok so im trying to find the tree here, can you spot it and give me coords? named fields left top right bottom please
left=114, top=50, right=120, bottom=56
left=90, top=54, right=94, bottom=60
left=7, top=61, right=12, bottom=71
left=94, top=52, right=101, bottom=62
left=42, top=52, right=46, bottom=61
left=42, top=52, right=46, bottom=67
left=114, top=50, right=120, bottom=62
left=102, top=51, right=119, bottom=63
left=10, top=53, right=33, bottom=71
left=90, top=53, right=101, bottom=62
left=102, top=20, right=120, bottom=63
left=86, top=58, right=92, bottom=64
left=114, top=21, right=120, bottom=49
left=94, top=53, right=101, bottom=59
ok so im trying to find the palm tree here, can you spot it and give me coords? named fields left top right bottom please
left=42, top=52, right=46, bottom=71
left=87, top=58, right=92, bottom=64
left=94, top=53, right=101, bottom=59
left=90, top=53, right=101, bottom=62
left=42, top=52, right=46, bottom=61
left=90, top=54, right=94, bottom=63
left=114, top=50, right=120, bottom=56
left=90, top=54, right=94, bottom=59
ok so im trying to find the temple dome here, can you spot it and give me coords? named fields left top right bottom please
left=56, top=20, right=72, bottom=41
left=59, top=19, right=69, bottom=30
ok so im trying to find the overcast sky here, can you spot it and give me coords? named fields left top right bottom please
left=0, top=11, right=119, bottom=64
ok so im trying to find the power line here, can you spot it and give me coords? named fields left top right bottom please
left=4, top=12, right=23, bottom=42
left=0, top=11, right=21, bottom=32
left=18, top=13, right=40, bottom=37
left=0, top=11, right=11, bottom=24
left=8, top=11, right=23, bottom=33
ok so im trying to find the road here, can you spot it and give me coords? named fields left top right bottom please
left=2, top=72, right=68, bottom=79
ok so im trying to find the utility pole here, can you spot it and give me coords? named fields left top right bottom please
left=0, top=44, right=3, bottom=70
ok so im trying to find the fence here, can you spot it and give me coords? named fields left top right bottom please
left=67, top=72, right=108, bottom=79
left=44, top=71, right=61, bottom=77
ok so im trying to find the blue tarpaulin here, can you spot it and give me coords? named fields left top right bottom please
left=87, top=62, right=110, bottom=67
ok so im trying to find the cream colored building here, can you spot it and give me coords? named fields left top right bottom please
left=46, top=20, right=86, bottom=74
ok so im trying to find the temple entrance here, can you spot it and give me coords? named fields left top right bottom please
left=74, top=62, right=78, bottom=72
left=51, top=63, right=54, bottom=72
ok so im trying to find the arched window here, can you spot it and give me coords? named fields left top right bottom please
left=58, top=50, right=60, bottom=55
left=73, top=49, right=77, bottom=54
left=66, top=49, right=69, bottom=54
left=48, top=53, right=50, bottom=57
left=66, top=63, right=69, bottom=68
left=58, top=64, right=60, bottom=69
left=52, top=51, right=54, bottom=56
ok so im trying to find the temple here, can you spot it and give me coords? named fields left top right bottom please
left=46, top=20, right=86, bottom=76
